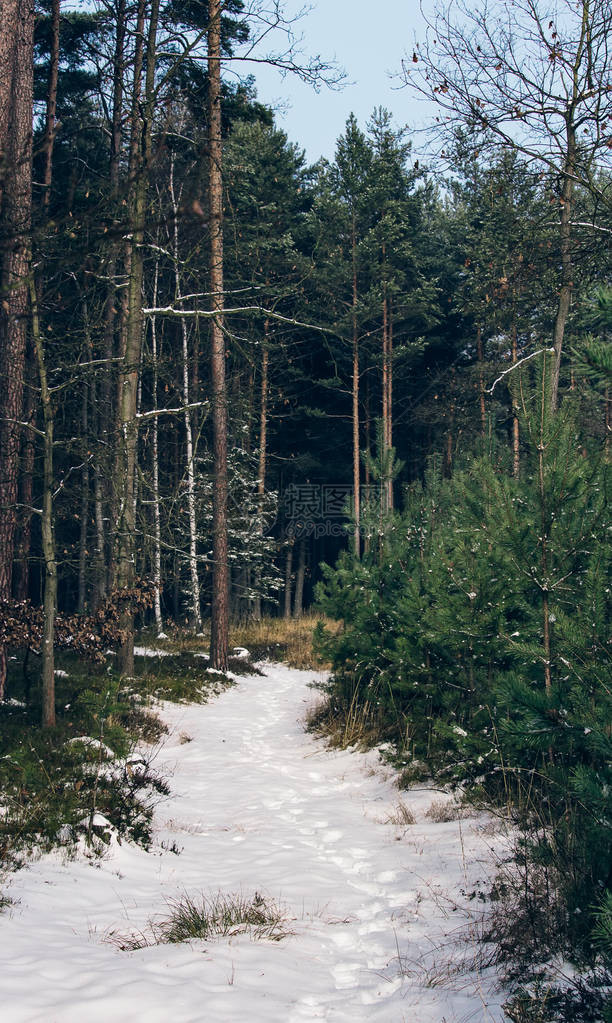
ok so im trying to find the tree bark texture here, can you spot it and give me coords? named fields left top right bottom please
left=170, top=161, right=201, bottom=632
left=511, top=310, right=520, bottom=477
left=253, top=337, right=269, bottom=620
left=550, top=1, right=592, bottom=411
left=115, top=0, right=159, bottom=676
left=149, top=263, right=164, bottom=634
left=381, top=265, right=393, bottom=512
left=77, top=383, right=90, bottom=613
left=477, top=324, right=486, bottom=439
left=208, top=0, right=229, bottom=670
left=0, top=0, right=34, bottom=697
left=293, top=538, right=306, bottom=619
left=352, top=215, right=360, bottom=557
left=42, top=0, right=61, bottom=210
left=14, top=339, right=36, bottom=601
left=30, top=278, right=57, bottom=727
left=96, top=0, right=128, bottom=605
left=550, top=124, right=575, bottom=411
left=283, top=539, right=294, bottom=620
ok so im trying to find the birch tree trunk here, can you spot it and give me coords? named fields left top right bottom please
left=149, top=261, right=164, bottom=634
left=170, top=161, right=201, bottom=631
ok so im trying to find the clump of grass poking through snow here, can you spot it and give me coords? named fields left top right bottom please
left=114, top=891, right=289, bottom=950
left=383, top=801, right=416, bottom=827
left=424, top=798, right=472, bottom=823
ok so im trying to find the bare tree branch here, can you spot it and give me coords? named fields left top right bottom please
left=488, top=348, right=555, bottom=393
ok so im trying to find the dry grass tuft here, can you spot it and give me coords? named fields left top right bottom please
left=140, top=614, right=339, bottom=671
left=229, top=614, right=339, bottom=670
left=383, top=801, right=416, bottom=826
left=111, top=890, right=289, bottom=950
left=305, top=689, right=381, bottom=749
left=424, top=798, right=472, bottom=823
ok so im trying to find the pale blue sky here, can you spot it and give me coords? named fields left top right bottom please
left=243, top=0, right=437, bottom=165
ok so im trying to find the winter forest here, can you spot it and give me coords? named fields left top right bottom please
left=0, top=1, right=610, bottom=1020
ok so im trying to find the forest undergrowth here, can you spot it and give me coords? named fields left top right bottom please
left=0, top=612, right=331, bottom=883
left=0, top=642, right=239, bottom=874
left=313, top=369, right=612, bottom=1022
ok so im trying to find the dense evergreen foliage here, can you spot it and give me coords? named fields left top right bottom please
left=0, top=0, right=610, bottom=1012
left=316, top=360, right=610, bottom=973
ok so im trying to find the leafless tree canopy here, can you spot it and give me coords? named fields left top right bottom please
left=403, top=0, right=612, bottom=199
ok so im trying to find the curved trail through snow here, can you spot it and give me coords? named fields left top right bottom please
left=0, top=663, right=507, bottom=1022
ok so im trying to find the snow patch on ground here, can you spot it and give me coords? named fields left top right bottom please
left=133, top=646, right=172, bottom=658
left=0, top=664, right=509, bottom=1022
left=65, top=737, right=116, bottom=758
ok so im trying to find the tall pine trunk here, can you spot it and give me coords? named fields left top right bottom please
left=208, top=0, right=229, bottom=670
left=351, top=215, right=360, bottom=556
left=15, top=340, right=36, bottom=601
left=115, top=0, right=159, bottom=676
left=283, top=539, right=294, bottom=620
left=30, top=279, right=57, bottom=727
left=97, top=0, right=128, bottom=606
left=550, top=125, right=575, bottom=412
left=381, top=255, right=393, bottom=512
left=0, top=0, right=34, bottom=697
left=77, top=381, right=90, bottom=613
left=253, top=336, right=269, bottom=620
left=477, top=324, right=486, bottom=439
left=511, top=307, right=520, bottom=477
left=42, top=0, right=60, bottom=211
left=293, top=538, right=306, bottom=619
left=537, top=359, right=552, bottom=697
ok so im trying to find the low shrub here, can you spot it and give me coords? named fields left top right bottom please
left=315, top=390, right=611, bottom=982
left=0, top=669, right=169, bottom=865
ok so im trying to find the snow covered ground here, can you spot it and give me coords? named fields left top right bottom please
left=0, top=663, right=509, bottom=1022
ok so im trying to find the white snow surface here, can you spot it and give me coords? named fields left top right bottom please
left=133, top=646, right=172, bottom=658
left=0, top=664, right=509, bottom=1022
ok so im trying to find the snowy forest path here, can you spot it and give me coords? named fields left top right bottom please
left=0, top=662, right=507, bottom=1022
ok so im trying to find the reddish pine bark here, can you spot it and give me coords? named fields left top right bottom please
left=208, top=0, right=229, bottom=671
left=0, top=0, right=34, bottom=697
